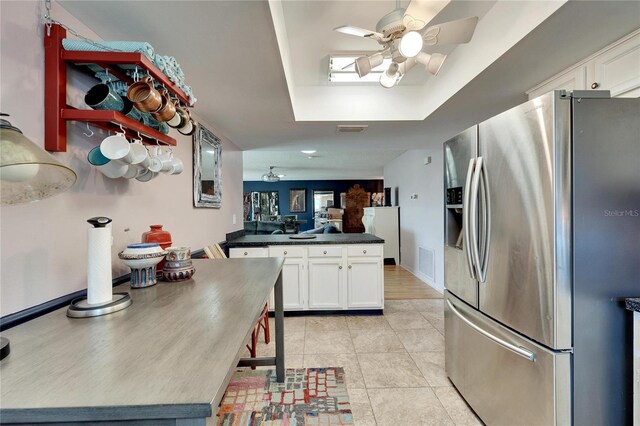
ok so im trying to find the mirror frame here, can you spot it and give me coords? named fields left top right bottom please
left=193, top=124, right=222, bottom=208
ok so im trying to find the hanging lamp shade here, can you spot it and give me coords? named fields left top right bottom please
left=0, top=114, right=76, bottom=206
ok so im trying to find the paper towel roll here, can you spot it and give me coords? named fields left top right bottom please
left=87, top=226, right=113, bottom=305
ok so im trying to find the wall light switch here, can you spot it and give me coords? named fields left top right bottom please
left=410, top=194, right=419, bottom=200
left=232, top=214, right=237, bottom=225
left=424, top=156, right=432, bottom=165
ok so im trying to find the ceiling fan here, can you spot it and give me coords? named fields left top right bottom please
left=261, top=166, right=285, bottom=183
left=334, top=0, right=478, bottom=88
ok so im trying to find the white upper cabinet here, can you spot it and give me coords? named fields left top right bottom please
left=527, top=66, right=588, bottom=100
left=591, top=34, right=640, bottom=97
left=528, top=30, right=640, bottom=99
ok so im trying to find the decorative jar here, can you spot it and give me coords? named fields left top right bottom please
left=141, top=224, right=172, bottom=275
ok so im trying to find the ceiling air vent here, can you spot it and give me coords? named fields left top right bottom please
left=336, top=124, right=368, bottom=133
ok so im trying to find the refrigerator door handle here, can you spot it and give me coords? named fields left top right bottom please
left=478, top=159, right=491, bottom=283
left=446, top=299, right=537, bottom=362
left=463, top=158, right=477, bottom=279
left=469, top=157, right=483, bottom=281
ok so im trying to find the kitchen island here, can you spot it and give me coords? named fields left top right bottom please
left=228, top=233, right=385, bottom=312
left=0, top=258, right=285, bottom=425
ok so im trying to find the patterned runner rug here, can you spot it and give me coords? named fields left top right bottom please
left=217, top=367, right=354, bottom=425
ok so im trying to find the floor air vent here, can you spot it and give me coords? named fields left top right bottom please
left=419, top=247, right=435, bottom=282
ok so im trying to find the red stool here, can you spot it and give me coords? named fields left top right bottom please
left=246, top=303, right=270, bottom=369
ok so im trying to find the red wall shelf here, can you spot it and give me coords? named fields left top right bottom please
left=44, top=23, right=191, bottom=152
left=61, top=108, right=175, bottom=146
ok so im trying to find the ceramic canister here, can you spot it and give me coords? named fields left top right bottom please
left=141, top=225, right=172, bottom=274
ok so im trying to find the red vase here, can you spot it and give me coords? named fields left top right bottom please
left=142, top=225, right=172, bottom=274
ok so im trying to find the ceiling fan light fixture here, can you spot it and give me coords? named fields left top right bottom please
left=354, top=56, right=371, bottom=78
left=427, top=53, right=447, bottom=75
left=261, top=166, right=281, bottom=182
left=379, top=62, right=400, bottom=88
left=416, top=52, right=447, bottom=75
left=355, top=52, right=384, bottom=78
left=398, top=31, right=423, bottom=58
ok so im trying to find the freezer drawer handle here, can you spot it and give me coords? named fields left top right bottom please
left=446, top=299, right=536, bottom=362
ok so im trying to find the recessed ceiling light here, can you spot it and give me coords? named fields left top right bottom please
left=301, top=150, right=316, bottom=154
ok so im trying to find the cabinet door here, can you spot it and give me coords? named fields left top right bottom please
left=282, top=259, right=306, bottom=310
left=591, top=33, right=640, bottom=97
left=308, top=259, right=345, bottom=309
left=528, top=66, right=587, bottom=100
left=347, top=258, right=383, bottom=308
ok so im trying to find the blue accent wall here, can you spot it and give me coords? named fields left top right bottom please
left=243, top=180, right=383, bottom=231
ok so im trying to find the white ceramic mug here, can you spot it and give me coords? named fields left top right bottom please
left=127, top=141, right=149, bottom=165
left=88, top=146, right=128, bottom=179
left=169, top=158, right=184, bottom=175
left=144, top=146, right=164, bottom=172
left=158, top=150, right=175, bottom=173
left=123, top=164, right=146, bottom=179
left=135, top=169, right=159, bottom=182
left=100, top=133, right=136, bottom=163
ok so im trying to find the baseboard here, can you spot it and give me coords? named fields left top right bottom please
left=269, top=309, right=383, bottom=317
left=399, top=263, right=444, bottom=294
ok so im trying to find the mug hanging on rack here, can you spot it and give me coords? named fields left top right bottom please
left=127, top=76, right=162, bottom=113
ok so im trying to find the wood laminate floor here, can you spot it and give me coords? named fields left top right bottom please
left=384, top=265, right=443, bottom=300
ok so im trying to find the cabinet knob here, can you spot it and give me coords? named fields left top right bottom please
left=323, top=250, right=327, bottom=254
left=591, top=82, right=600, bottom=89
left=363, top=250, right=367, bottom=254
left=244, top=252, right=248, bottom=256
left=339, top=265, right=343, bottom=270
left=348, top=265, right=352, bottom=269
left=284, top=251, right=288, bottom=255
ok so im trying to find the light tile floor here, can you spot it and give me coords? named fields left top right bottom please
left=244, top=298, right=483, bottom=425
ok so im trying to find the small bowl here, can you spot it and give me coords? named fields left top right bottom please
left=162, top=267, right=196, bottom=282
left=120, top=243, right=165, bottom=258
left=165, top=246, right=191, bottom=261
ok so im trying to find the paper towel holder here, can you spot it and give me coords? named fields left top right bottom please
left=67, top=292, right=131, bottom=318
left=67, top=217, right=132, bottom=318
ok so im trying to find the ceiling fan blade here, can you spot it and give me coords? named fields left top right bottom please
left=422, top=16, right=479, bottom=46
left=402, top=0, right=450, bottom=31
left=334, top=25, right=383, bottom=39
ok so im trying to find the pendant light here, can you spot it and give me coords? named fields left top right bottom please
left=0, top=113, right=77, bottom=360
left=1, top=114, right=77, bottom=206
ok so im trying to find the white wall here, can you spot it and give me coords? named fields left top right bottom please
left=384, top=149, right=444, bottom=293
left=0, top=1, right=243, bottom=316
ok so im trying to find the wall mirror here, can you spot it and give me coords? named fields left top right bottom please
left=193, top=125, right=222, bottom=208
left=313, top=190, right=334, bottom=213
left=250, top=191, right=279, bottom=221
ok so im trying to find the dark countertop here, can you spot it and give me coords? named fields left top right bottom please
left=625, top=298, right=640, bottom=313
left=227, top=233, right=385, bottom=247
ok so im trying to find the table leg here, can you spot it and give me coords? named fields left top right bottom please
left=274, top=270, right=285, bottom=382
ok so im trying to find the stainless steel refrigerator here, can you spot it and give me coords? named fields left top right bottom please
left=443, top=91, right=639, bottom=425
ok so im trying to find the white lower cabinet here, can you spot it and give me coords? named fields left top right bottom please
left=231, top=244, right=384, bottom=311
left=347, top=257, right=383, bottom=308
left=308, top=258, right=345, bottom=309
left=281, top=259, right=306, bottom=310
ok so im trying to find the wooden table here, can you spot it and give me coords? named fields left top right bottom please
left=0, top=258, right=285, bottom=425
